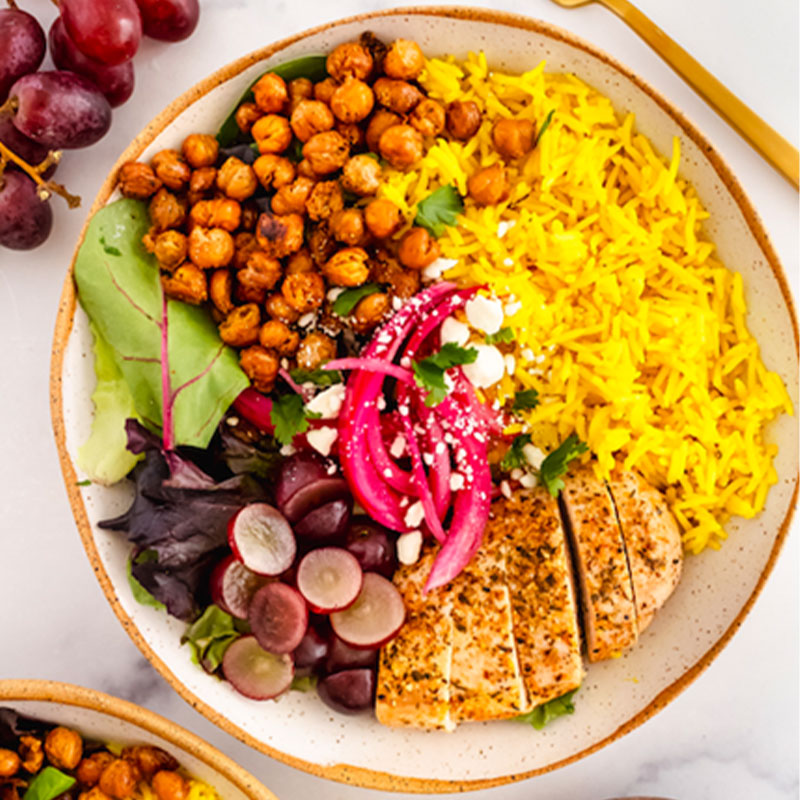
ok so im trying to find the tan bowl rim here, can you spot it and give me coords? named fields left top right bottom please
left=0, top=679, right=277, bottom=799
left=49, top=5, right=799, bottom=794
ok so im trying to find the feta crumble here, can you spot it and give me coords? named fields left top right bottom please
left=306, top=426, right=338, bottom=457
left=465, top=295, right=504, bottom=335
left=461, top=344, right=505, bottom=388
left=305, top=384, right=346, bottom=419
left=397, top=531, right=423, bottom=565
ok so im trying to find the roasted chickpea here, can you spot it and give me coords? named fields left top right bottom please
left=357, top=29, right=388, bottom=72
left=239, top=345, right=280, bottom=393
left=365, top=109, right=402, bottom=152
left=322, top=247, right=370, bottom=287
left=216, top=156, right=258, bottom=201
left=282, top=270, right=326, bottom=312
left=256, top=211, right=304, bottom=257
left=287, top=248, right=314, bottom=274
left=335, top=120, right=364, bottom=149
left=364, top=198, right=402, bottom=239
left=306, top=180, right=343, bottom=222
left=118, top=161, right=161, bottom=199
left=76, top=753, right=115, bottom=788
left=446, top=100, right=482, bottom=140
left=209, top=269, right=234, bottom=314
left=271, top=176, right=315, bottom=216
left=252, top=72, right=288, bottom=113
left=148, top=188, right=186, bottom=231
left=290, top=99, right=335, bottom=142
left=253, top=154, right=296, bottom=190
left=371, top=252, right=420, bottom=299
left=307, top=223, right=337, bottom=267
left=409, top=98, right=446, bottom=138
left=98, top=758, right=141, bottom=799
left=467, top=162, right=509, bottom=206
left=188, top=226, right=234, bottom=268
left=151, top=149, right=191, bottom=191
left=373, top=78, right=423, bottom=115
left=151, top=770, right=189, bottom=800
left=188, top=165, right=217, bottom=200
left=152, top=230, right=187, bottom=271
left=238, top=251, right=282, bottom=298
left=326, top=42, right=373, bottom=82
left=330, top=78, right=374, bottom=124
left=79, top=788, right=114, bottom=800
left=352, top=291, right=390, bottom=333
left=19, top=736, right=43, bottom=773
left=251, top=114, right=293, bottom=155
left=260, top=319, right=300, bottom=355
left=240, top=201, right=260, bottom=231
left=189, top=197, right=241, bottom=232
left=341, top=154, right=381, bottom=197
left=313, top=77, right=338, bottom=105
left=232, top=231, right=260, bottom=269
left=383, top=38, right=425, bottom=80
left=44, top=727, right=83, bottom=771
left=219, top=303, right=261, bottom=347
left=181, top=133, right=218, bottom=168
left=0, top=749, right=20, bottom=778
left=121, top=747, right=178, bottom=782
left=265, top=292, right=301, bottom=324
left=297, top=331, right=337, bottom=370
left=288, top=77, right=314, bottom=109
left=234, top=101, right=263, bottom=134
left=378, top=124, right=423, bottom=169
left=492, top=117, right=535, bottom=159
left=330, top=208, right=366, bottom=246
left=398, top=226, right=440, bottom=270
left=161, top=263, right=208, bottom=304
left=296, top=158, right=317, bottom=180
left=302, top=131, right=349, bottom=175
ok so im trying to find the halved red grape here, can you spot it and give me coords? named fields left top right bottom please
left=49, top=18, right=134, bottom=107
left=330, top=573, right=405, bottom=649
left=317, top=669, right=375, bottom=714
left=248, top=582, right=308, bottom=654
left=296, top=548, right=362, bottom=613
left=135, top=0, right=199, bottom=41
left=294, top=498, right=352, bottom=543
left=345, top=518, right=397, bottom=578
left=293, top=626, right=329, bottom=671
left=282, top=478, right=350, bottom=524
left=0, top=8, right=45, bottom=102
left=228, top=503, right=295, bottom=577
left=209, top=554, right=269, bottom=619
left=61, top=0, right=142, bottom=66
left=0, top=172, right=52, bottom=250
left=274, top=451, right=328, bottom=511
left=325, top=634, right=378, bottom=674
left=222, top=635, right=294, bottom=700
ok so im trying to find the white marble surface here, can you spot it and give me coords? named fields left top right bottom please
left=0, top=1, right=797, bottom=798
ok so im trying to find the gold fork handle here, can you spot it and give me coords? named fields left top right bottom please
left=600, top=0, right=799, bottom=189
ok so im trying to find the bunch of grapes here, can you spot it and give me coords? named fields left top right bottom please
left=0, top=0, right=200, bottom=250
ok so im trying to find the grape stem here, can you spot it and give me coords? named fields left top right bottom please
left=0, top=141, right=81, bottom=208
left=5, top=0, right=19, bottom=8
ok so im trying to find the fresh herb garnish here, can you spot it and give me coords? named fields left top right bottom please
left=75, top=479, right=92, bottom=486
left=289, top=367, right=343, bottom=387
left=512, top=388, right=540, bottom=411
left=414, top=184, right=464, bottom=237
left=127, top=551, right=166, bottom=611
left=534, top=109, right=555, bottom=147
left=22, top=767, right=76, bottom=800
left=517, top=688, right=578, bottom=730
left=270, top=393, right=317, bottom=446
left=485, top=327, right=514, bottom=345
left=291, top=674, right=319, bottom=692
left=500, top=433, right=532, bottom=471
left=539, top=433, right=589, bottom=497
left=182, top=605, right=241, bottom=673
left=333, top=283, right=382, bottom=317
left=413, top=343, right=478, bottom=407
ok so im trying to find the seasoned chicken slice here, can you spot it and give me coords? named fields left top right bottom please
left=562, top=464, right=638, bottom=661
left=606, top=467, right=683, bottom=632
left=488, top=490, right=584, bottom=707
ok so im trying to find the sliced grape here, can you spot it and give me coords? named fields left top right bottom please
left=282, top=478, right=350, bottom=524
left=61, top=0, right=142, bottom=66
left=0, top=8, right=45, bottom=102
left=248, top=582, right=308, bottom=654
left=317, top=669, right=375, bottom=714
left=222, top=635, right=294, bottom=700
left=293, top=625, right=329, bottom=671
left=228, top=503, right=296, bottom=576
left=294, top=498, right=352, bottom=543
left=209, top=553, right=269, bottom=619
left=0, top=172, right=52, bottom=250
left=325, top=634, right=378, bottom=674
left=274, top=451, right=328, bottom=511
left=345, top=517, right=397, bottom=578
left=296, top=548, right=363, bottom=613
left=135, top=0, right=199, bottom=41
left=330, top=573, right=405, bottom=649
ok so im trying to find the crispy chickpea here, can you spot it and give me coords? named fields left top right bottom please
left=0, top=749, right=20, bottom=778
left=352, top=291, right=390, bottom=333
left=253, top=154, right=296, bottom=190
left=256, top=211, right=304, bottom=257
left=308, top=223, right=337, bottom=267
left=77, top=753, right=115, bottom=788
left=313, top=77, right=338, bottom=105
left=296, top=158, right=317, bottom=180
left=365, top=109, right=401, bottom=153
left=152, top=230, right=188, bottom=271
left=330, top=208, right=366, bottom=247
left=79, top=788, right=113, bottom=800
left=364, top=198, right=402, bottom=239
left=260, top=319, right=300, bottom=355
left=233, top=231, right=260, bottom=269
left=44, top=727, right=83, bottom=771
left=181, top=133, right=218, bottom=168
left=252, top=72, right=288, bottom=113
left=383, top=38, right=425, bottom=80
left=378, top=124, right=423, bottom=169
left=446, top=100, right=482, bottom=140
left=98, top=758, right=140, bottom=799
left=306, top=180, right=343, bottom=222
left=188, top=226, right=234, bottom=268
left=240, top=346, right=279, bottom=393
left=373, top=78, right=422, bottom=115
left=209, top=269, right=234, bottom=313
left=371, top=253, right=420, bottom=299
left=302, top=130, right=349, bottom=175
left=467, top=162, right=509, bottom=206
left=330, top=78, right=374, bottom=124
left=290, top=99, right=334, bottom=142
left=288, top=77, right=313, bottom=108
left=238, top=251, right=282, bottom=297
left=148, top=188, right=186, bottom=231
left=265, top=292, right=300, bottom=324
left=326, top=42, right=373, bottom=82
left=341, top=154, right=381, bottom=197
left=118, top=161, right=161, bottom=199
left=297, top=331, right=337, bottom=370
left=189, top=197, right=241, bottom=232
left=409, top=98, right=446, bottom=138
left=219, top=303, right=261, bottom=347
left=251, top=114, right=293, bottom=155
left=287, top=248, right=313, bottom=274
left=492, top=117, right=535, bottom=159
left=335, top=120, right=364, bottom=149
left=161, top=263, right=208, bottom=304
left=271, top=176, right=315, bottom=216
left=19, top=736, right=43, bottom=773
left=322, top=247, right=370, bottom=287
left=188, top=165, right=217, bottom=198
left=216, top=156, right=258, bottom=201
left=151, top=149, right=191, bottom=191
left=282, top=270, right=326, bottom=313
left=234, top=101, right=263, bottom=134
left=151, top=770, right=189, bottom=800
left=121, top=747, right=178, bottom=782
left=398, top=226, right=440, bottom=270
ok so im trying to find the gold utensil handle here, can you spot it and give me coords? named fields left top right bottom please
left=601, top=0, right=799, bottom=189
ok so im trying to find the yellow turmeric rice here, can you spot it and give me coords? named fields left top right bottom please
left=377, top=52, right=793, bottom=554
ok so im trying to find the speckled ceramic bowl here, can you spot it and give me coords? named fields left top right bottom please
left=51, top=6, right=798, bottom=793
left=0, top=680, right=276, bottom=798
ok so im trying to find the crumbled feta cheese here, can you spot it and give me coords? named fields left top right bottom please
left=377, top=395, right=387, bottom=411
left=326, top=287, right=345, bottom=302
left=504, top=354, right=516, bottom=376
left=226, top=416, right=239, bottom=426
left=422, top=257, right=458, bottom=282
left=397, top=531, right=423, bottom=565
left=496, top=219, right=516, bottom=238
left=280, top=357, right=289, bottom=369
left=523, top=443, right=546, bottom=470
left=510, top=468, right=524, bottom=481
left=390, top=435, right=406, bottom=458
left=298, top=312, right=315, bottom=328
left=423, top=452, right=434, bottom=466
left=500, top=480, right=512, bottom=499
left=521, top=348, right=534, bottom=361
left=520, top=472, right=538, bottom=489
left=279, top=444, right=296, bottom=456
left=404, top=500, right=425, bottom=529
left=392, top=295, right=403, bottom=311
left=504, top=300, right=523, bottom=317
left=305, top=384, right=346, bottom=419
left=465, top=295, right=504, bottom=335
left=327, top=463, right=338, bottom=475
left=440, top=316, right=470, bottom=348
left=449, top=473, right=465, bottom=491
left=306, top=426, right=338, bottom=457
left=461, top=344, right=505, bottom=388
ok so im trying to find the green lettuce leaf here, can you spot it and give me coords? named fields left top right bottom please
left=23, top=767, right=76, bottom=800
left=517, top=689, right=578, bottom=730
left=182, top=604, right=241, bottom=673
left=127, top=550, right=166, bottom=611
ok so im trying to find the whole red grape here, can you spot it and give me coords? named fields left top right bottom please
left=0, top=171, right=53, bottom=250
left=60, top=0, right=142, bottom=66
left=0, top=8, right=46, bottom=102
left=135, top=0, right=199, bottom=42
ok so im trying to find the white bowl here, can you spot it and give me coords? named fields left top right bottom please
left=51, top=6, right=799, bottom=793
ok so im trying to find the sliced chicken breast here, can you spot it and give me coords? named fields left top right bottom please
left=606, top=467, right=683, bottom=632
left=561, top=464, right=638, bottom=661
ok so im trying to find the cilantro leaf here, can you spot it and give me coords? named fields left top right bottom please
left=485, top=327, right=514, bottom=345
left=512, top=388, right=539, bottom=412
left=333, top=283, right=382, bottom=316
left=270, top=393, right=316, bottom=446
left=414, top=185, right=464, bottom=237
left=500, top=433, right=532, bottom=471
left=517, top=688, right=578, bottom=730
left=413, top=343, right=478, bottom=407
left=534, top=109, right=555, bottom=147
left=182, top=605, right=240, bottom=674
left=539, top=433, right=589, bottom=497
left=127, top=551, right=166, bottom=611
left=289, top=367, right=343, bottom=387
